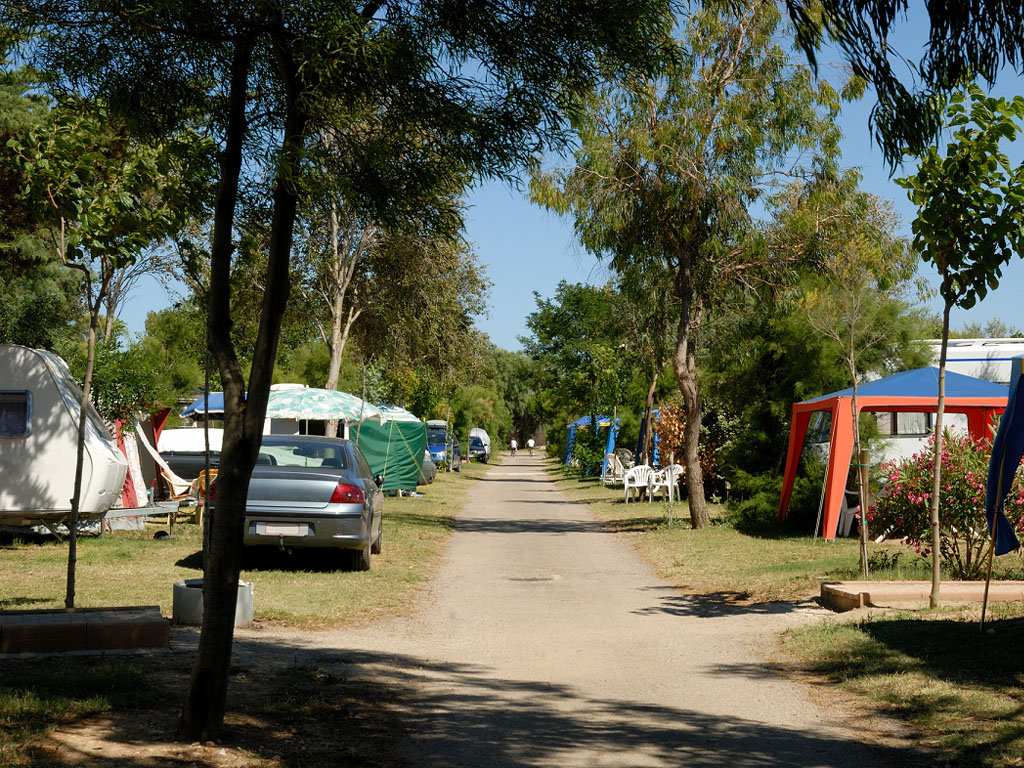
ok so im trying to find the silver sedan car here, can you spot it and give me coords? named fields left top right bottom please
left=239, top=435, right=383, bottom=570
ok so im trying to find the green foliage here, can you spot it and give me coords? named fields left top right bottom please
left=725, top=460, right=825, bottom=534
left=703, top=280, right=930, bottom=476
left=450, top=384, right=511, bottom=448
left=568, top=419, right=608, bottom=478
left=870, top=430, right=1024, bottom=579
left=9, top=101, right=212, bottom=271
left=788, top=0, right=1024, bottom=168
left=0, top=55, right=50, bottom=265
left=56, top=334, right=168, bottom=422
left=949, top=318, right=1023, bottom=339
left=523, top=281, right=636, bottom=422
left=489, top=347, right=544, bottom=442
left=0, top=260, right=81, bottom=349
left=897, top=84, right=1024, bottom=313
left=140, top=301, right=209, bottom=397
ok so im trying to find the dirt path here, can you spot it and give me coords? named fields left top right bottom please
left=233, top=455, right=903, bottom=767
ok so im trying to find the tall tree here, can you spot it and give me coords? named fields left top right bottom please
left=532, top=0, right=842, bottom=528
left=10, top=101, right=208, bottom=609
left=896, top=83, right=1024, bottom=608
left=5, top=0, right=673, bottom=739
left=522, top=281, right=635, bottom=424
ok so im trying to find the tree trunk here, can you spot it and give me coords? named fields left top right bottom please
left=929, top=295, right=952, bottom=609
left=66, top=269, right=109, bottom=609
left=848, top=349, right=868, bottom=578
left=672, top=280, right=708, bottom=528
left=177, top=29, right=319, bottom=741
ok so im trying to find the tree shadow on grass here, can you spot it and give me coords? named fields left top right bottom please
left=599, top=514, right=669, bottom=533
left=797, top=615, right=1024, bottom=767
left=731, top=514, right=821, bottom=541
left=854, top=616, right=1024, bottom=684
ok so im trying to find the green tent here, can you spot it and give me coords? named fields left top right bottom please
left=354, top=418, right=427, bottom=492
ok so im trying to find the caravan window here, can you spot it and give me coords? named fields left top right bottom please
left=0, top=392, right=30, bottom=437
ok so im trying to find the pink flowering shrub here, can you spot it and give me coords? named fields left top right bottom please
left=869, top=430, right=1024, bottom=580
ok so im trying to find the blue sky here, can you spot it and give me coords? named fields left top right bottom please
left=119, top=23, right=1024, bottom=353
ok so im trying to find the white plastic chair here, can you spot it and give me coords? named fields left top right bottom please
left=649, top=464, right=684, bottom=502
left=623, top=465, right=653, bottom=503
left=602, top=453, right=626, bottom=486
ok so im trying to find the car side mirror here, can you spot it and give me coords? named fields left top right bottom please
left=374, top=474, right=384, bottom=488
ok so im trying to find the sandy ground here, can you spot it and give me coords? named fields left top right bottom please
left=213, top=455, right=911, bottom=768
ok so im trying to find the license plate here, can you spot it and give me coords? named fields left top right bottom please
left=258, top=522, right=309, bottom=537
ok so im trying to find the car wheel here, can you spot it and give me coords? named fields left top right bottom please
left=371, top=521, right=382, bottom=555
left=345, top=543, right=371, bottom=571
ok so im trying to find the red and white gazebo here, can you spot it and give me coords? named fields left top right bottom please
left=777, top=367, right=1008, bottom=539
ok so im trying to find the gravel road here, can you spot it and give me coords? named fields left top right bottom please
left=235, top=455, right=903, bottom=767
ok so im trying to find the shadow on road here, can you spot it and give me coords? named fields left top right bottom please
left=211, top=636, right=915, bottom=768
left=630, top=586, right=817, bottom=619
left=454, top=517, right=606, bottom=535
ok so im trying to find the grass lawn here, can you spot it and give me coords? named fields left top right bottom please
left=0, top=458, right=490, bottom=628
left=783, top=605, right=1024, bottom=768
left=549, top=458, right=1024, bottom=603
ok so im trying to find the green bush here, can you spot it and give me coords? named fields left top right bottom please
left=726, top=458, right=826, bottom=534
left=568, top=418, right=608, bottom=478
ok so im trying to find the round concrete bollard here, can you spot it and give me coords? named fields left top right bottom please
left=172, top=578, right=254, bottom=627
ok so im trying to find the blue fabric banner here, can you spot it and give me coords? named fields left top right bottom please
left=985, top=375, right=1024, bottom=556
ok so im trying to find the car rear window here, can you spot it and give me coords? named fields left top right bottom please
left=259, top=442, right=349, bottom=469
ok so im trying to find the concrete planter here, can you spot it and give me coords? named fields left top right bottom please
left=172, top=578, right=254, bottom=627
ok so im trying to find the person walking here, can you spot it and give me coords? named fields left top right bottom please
left=509, top=437, right=518, bottom=457
left=526, top=437, right=535, bottom=456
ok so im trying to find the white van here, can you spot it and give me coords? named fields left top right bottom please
left=468, top=427, right=491, bottom=462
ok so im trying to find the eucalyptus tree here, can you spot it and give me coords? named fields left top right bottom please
left=896, top=83, right=1024, bottom=608
left=786, top=0, right=1024, bottom=167
left=353, top=231, right=491, bottom=417
left=532, top=0, right=842, bottom=528
left=3, top=0, right=674, bottom=738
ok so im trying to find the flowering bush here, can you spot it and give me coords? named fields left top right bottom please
left=869, top=430, right=1024, bottom=579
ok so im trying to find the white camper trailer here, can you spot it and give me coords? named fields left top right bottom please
left=0, top=345, right=127, bottom=527
left=927, top=338, right=1024, bottom=385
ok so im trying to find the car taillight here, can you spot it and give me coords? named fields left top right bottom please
left=329, top=482, right=365, bottom=504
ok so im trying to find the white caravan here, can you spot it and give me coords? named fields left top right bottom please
left=0, top=345, right=127, bottom=527
left=927, top=338, right=1024, bottom=385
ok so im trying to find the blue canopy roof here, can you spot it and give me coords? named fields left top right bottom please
left=567, top=415, right=613, bottom=428
left=180, top=392, right=228, bottom=418
left=803, top=366, right=1008, bottom=404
